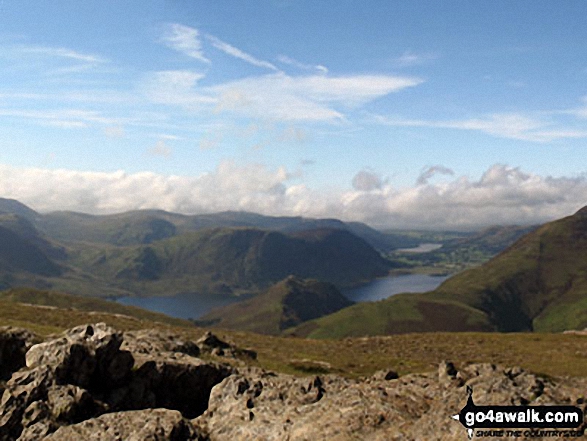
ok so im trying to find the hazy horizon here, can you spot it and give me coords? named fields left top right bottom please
left=1, top=1, right=587, bottom=229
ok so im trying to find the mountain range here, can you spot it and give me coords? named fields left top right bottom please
left=0, top=198, right=393, bottom=297
left=295, top=206, right=587, bottom=337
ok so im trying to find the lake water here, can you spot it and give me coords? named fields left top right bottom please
left=343, top=273, right=449, bottom=303
left=396, top=243, right=442, bottom=253
left=117, top=292, right=243, bottom=320
left=116, top=273, right=449, bottom=319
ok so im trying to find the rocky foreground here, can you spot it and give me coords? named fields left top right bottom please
left=1, top=324, right=586, bottom=440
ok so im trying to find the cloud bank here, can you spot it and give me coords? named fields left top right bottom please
left=1, top=162, right=585, bottom=230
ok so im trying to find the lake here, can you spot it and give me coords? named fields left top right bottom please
left=116, top=273, right=449, bottom=319
left=396, top=243, right=442, bottom=253
left=343, top=273, right=449, bottom=302
left=117, top=292, right=243, bottom=321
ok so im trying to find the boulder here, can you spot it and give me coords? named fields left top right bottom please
left=0, top=324, right=234, bottom=440
left=43, top=408, right=207, bottom=440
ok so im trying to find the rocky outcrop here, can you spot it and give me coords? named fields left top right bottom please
left=2, top=323, right=587, bottom=440
left=198, top=363, right=587, bottom=441
left=43, top=409, right=206, bottom=441
left=0, top=324, right=234, bottom=440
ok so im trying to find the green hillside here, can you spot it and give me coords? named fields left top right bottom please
left=296, top=207, right=587, bottom=337
left=38, top=209, right=412, bottom=251
left=392, top=224, right=537, bottom=273
left=69, top=227, right=392, bottom=296
left=0, top=287, right=191, bottom=328
left=197, top=276, right=353, bottom=334
left=0, top=225, right=63, bottom=279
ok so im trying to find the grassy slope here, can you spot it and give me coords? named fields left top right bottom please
left=1, top=292, right=586, bottom=379
left=0, top=288, right=191, bottom=328
left=197, top=277, right=353, bottom=334
left=297, top=208, right=587, bottom=337
left=66, top=227, right=391, bottom=297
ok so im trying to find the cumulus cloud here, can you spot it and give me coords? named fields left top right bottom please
left=1, top=162, right=585, bottom=230
left=352, top=170, right=383, bottom=191
left=416, top=165, right=455, bottom=185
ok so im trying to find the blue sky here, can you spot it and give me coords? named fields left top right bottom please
left=1, top=1, right=587, bottom=229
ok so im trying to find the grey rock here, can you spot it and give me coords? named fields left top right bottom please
left=197, top=332, right=257, bottom=360
left=198, top=362, right=587, bottom=441
left=26, top=323, right=130, bottom=390
left=43, top=408, right=207, bottom=440
left=109, top=352, right=233, bottom=418
left=0, top=324, right=234, bottom=440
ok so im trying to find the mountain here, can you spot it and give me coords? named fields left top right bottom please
left=0, top=223, right=63, bottom=281
left=38, top=210, right=178, bottom=246
left=70, top=227, right=392, bottom=296
left=294, top=206, right=587, bottom=337
left=0, top=199, right=394, bottom=297
left=196, top=276, right=354, bottom=334
left=38, top=209, right=409, bottom=251
left=0, top=198, right=39, bottom=222
left=397, top=224, right=538, bottom=272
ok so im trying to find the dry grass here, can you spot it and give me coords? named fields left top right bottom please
left=3, top=299, right=586, bottom=379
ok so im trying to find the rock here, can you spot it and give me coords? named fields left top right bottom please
left=109, top=352, right=233, bottom=418
left=197, top=332, right=257, bottom=360
left=0, top=324, right=234, bottom=440
left=371, top=369, right=399, bottom=381
left=43, top=408, right=207, bottom=440
left=198, top=363, right=587, bottom=441
left=26, top=323, right=131, bottom=391
left=0, top=327, right=37, bottom=382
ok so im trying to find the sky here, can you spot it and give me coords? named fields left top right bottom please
left=1, top=0, right=587, bottom=229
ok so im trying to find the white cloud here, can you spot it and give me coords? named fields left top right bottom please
left=205, top=34, right=278, bottom=71
left=352, top=170, right=383, bottom=191
left=375, top=113, right=587, bottom=142
left=1, top=162, right=584, bottom=230
left=143, top=70, right=215, bottom=110
left=394, top=51, right=438, bottom=67
left=277, top=55, right=328, bottom=74
left=417, top=165, right=455, bottom=185
left=0, top=108, right=125, bottom=129
left=342, top=165, right=587, bottom=229
left=143, top=71, right=422, bottom=122
left=17, top=45, right=107, bottom=64
left=162, top=24, right=210, bottom=63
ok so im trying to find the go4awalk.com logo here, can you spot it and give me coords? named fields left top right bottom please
left=452, top=386, right=585, bottom=439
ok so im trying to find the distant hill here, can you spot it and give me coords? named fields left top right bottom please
left=70, top=227, right=392, bottom=296
left=38, top=210, right=178, bottom=246
left=38, top=209, right=412, bottom=251
left=0, top=224, right=63, bottom=279
left=396, top=224, right=538, bottom=272
left=0, top=198, right=40, bottom=221
left=294, top=207, right=587, bottom=337
left=0, top=199, right=395, bottom=297
left=196, top=276, right=354, bottom=334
